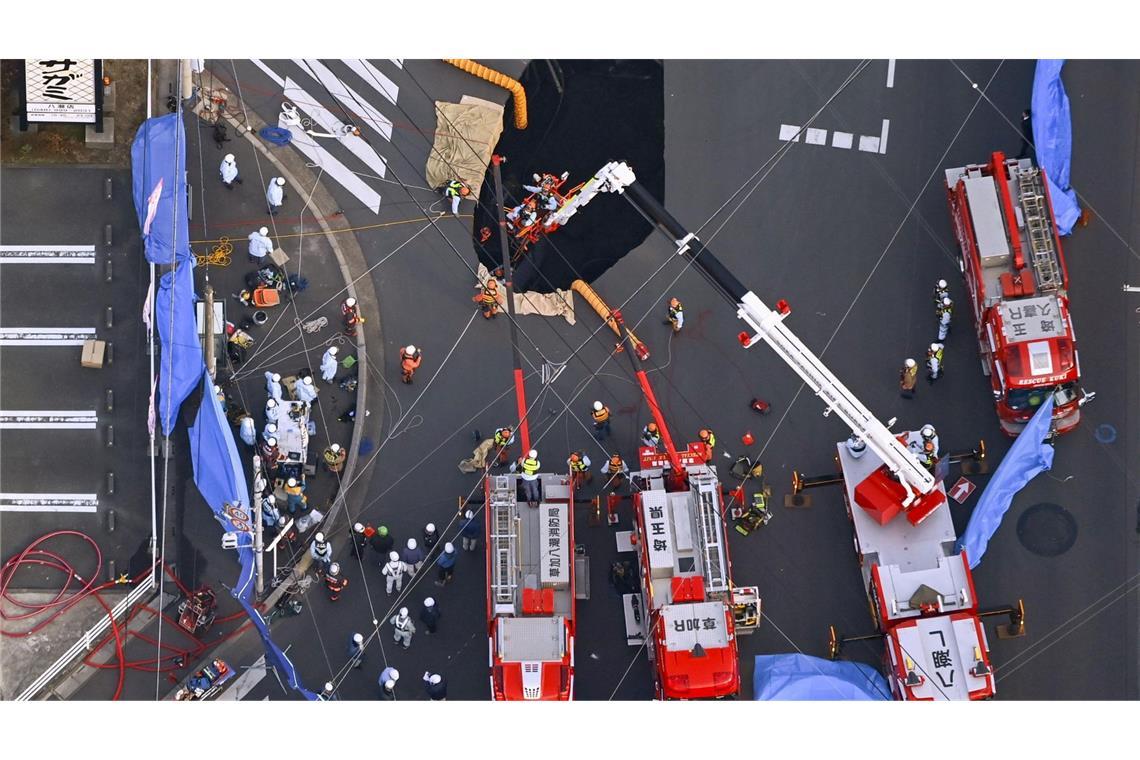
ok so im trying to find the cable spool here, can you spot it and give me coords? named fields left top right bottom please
left=252, top=310, right=269, bottom=326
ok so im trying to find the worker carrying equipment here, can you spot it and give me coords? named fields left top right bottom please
left=473, top=279, right=500, bottom=319
left=493, top=426, right=514, bottom=466
left=324, top=562, right=348, bottom=601
left=323, top=443, right=346, bottom=473
left=591, top=401, right=612, bottom=440
left=603, top=453, right=629, bottom=491
left=899, top=358, right=918, bottom=399
left=568, top=451, right=592, bottom=491
left=443, top=179, right=470, bottom=215
left=641, top=422, right=661, bottom=449
left=937, top=296, right=954, bottom=341
left=926, top=342, right=945, bottom=383
left=401, top=345, right=422, bottom=384
left=665, top=297, right=684, bottom=333
left=698, top=428, right=717, bottom=462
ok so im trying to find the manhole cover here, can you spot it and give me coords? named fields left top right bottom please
left=1016, top=502, right=1078, bottom=557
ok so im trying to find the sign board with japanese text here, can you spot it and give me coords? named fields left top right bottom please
left=641, top=492, right=674, bottom=579
left=539, top=502, right=568, bottom=586
left=999, top=295, right=1065, bottom=344
left=662, top=601, right=729, bottom=651
left=24, top=59, right=100, bottom=123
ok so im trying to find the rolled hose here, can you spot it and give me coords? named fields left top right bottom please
left=443, top=59, right=528, bottom=130
left=258, top=126, right=293, bottom=146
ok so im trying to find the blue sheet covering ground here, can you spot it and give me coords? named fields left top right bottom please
left=957, top=397, right=1055, bottom=568
left=753, top=654, right=890, bottom=700
left=130, top=113, right=192, bottom=264
left=1031, top=60, right=1080, bottom=235
left=154, top=264, right=202, bottom=436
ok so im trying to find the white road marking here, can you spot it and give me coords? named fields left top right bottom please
left=858, top=134, right=881, bottom=153
left=249, top=58, right=285, bottom=88
left=0, top=327, right=95, bottom=346
left=277, top=115, right=383, bottom=214
left=805, top=128, right=828, bottom=146
left=778, top=124, right=801, bottom=142
left=886, top=59, right=896, bottom=88
left=340, top=59, right=399, bottom=106
left=879, top=118, right=890, bottom=155
left=831, top=131, right=854, bottom=149
left=217, top=655, right=268, bottom=701
left=0, top=410, right=98, bottom=429
left=389, top=59, right=404, bottom=69
left=283, top=77, right=388, bottom=178
left=0, top=493, right=99, bottom=512
left=294, top=59, right=394, bottom=140
left=0, top=245, right=95, bottom=264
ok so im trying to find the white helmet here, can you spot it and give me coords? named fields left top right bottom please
left=213, top=384, right=222, bottom=395
left=424, top=597, right=435, bottom=608
left=223, top=153, right=235, bottom=163
left=921, top=424, right=936, bottom=440
left=328, top=346, right=338, bottom=355
left=287, top=477, right=297, bottom=487
left=384, top=679, right=396, bottom=689
left=324, top=681, right=334, bottom=692
left=276, top=177, right=286, bottom=186
left=345, top=297, right=356, bottom=308
left=942, top=297, right=952, bottom=306
left=315, top=532, right=325, bottom=543
left=528, top=449, right=538, bottom=459
left=406, top=538, right=417, bottom=550
left=444, top=542, right=455, bottom=553
left=389, top=669, right=400, bottom=681
left=266, top=399, right=277, bottom=408
left=593, top=401, right=603, bottom=411
left=272, top=372, right=281, bottom=382
left=266, top=423, right=277, bottom=433
left=398, top=607, right=408, bottom=617
left=425, top=523, right=436, bottom=534
left=904, top=358, right=916, bottom=368
left=330, top=443, right=341, bottom=453
left=389, top=551, right=399, bottom=562
left=329, top=562, right=340, bottom=575
left=353, top=633, right=363, bottom=644
left=259, top=226, right=269, bottom=236
left=937, top=279, right=948, bottom=289
left=266, top=437, right=277, bottom=447
left=429, top=674, right=442, bottom=685
left=266, top=494, right=276, bottom=504
left=405, top=344, right=417, bottom=354
left=930, top=343, right=939, bottom=352
left=465, top=509, right=474, bottom=519
left=353, top=522, right=364, bottom=533
left=303, top=376, right=313, bottom=385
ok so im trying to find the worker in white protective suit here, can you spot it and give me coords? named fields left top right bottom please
left=264, top=371, right=283, bottom=401
left=265, top=398, right=280, bottom=424
left=381, top=551, right=406, bottom=595
left=294, top=375, right=319, bottom=403
left=266, top=177, right=286, bottom=215
left=248, top=227, right=273, bottom=264
left=239, top=414, right=256, bottom=446
left=219, top=154, right=242, bottom=188
left=320, top=347, right=339, bottom=383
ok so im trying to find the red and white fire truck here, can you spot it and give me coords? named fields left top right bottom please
left=944, top=151, right=1093, bottom=436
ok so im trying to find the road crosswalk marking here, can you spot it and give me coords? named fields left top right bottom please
left=283, top=77, right=388, bottom=179
left=0, top=410, right=98, bottom=429
left=0, top=493, right=99, bottom=512
left=0, top=245, right=95, bottom=264
left=0, top=327, right=95, bottom=346
left=340, top=59, right=399, bottom=106
left=294, top=59, right=394, bottom=141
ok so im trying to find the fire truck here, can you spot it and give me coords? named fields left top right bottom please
left=482, top=158, right=576, bottom=700
left=944, top=151, right=1093, bottom=436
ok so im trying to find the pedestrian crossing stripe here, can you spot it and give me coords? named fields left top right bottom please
left=0, top=410, right=98, bottom=429
left=0, top=493, right=99, bottom=512
left=293, top=59, right=394, bottom=141
left=0, top=327, right=95, bottom=346
left=0, top=245, right=95, bottom=264
left=283, top=77, right=388, bottom=179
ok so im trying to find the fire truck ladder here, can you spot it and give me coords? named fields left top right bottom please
left=490, top=476, right=519, bottom=608
left=1017, top=168, right=1062, bottom=291
left=692, top=475, right=729, bottom=594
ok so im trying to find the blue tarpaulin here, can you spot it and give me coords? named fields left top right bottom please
left=187, top=373, right=319, bottom=700
left=1031, top=60, right=1080, bottom=235
left=957, top=397, right=1055, bottom=568
left=753, top=654, right=890, bottom=700
left=154, top=264, right=202, bottom=436
left=131, top=113, right=193, bottom=265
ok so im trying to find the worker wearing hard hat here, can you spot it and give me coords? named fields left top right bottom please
left=493, top=426, right=515, bottom=466
left=390, top=607, right=416, bottom=650
left=347, top=632, right=365, bottom=669
left=641, top=422, right=662, bottom=449
left=324, top=562, right=348, bottom=601
left=933, top=279, right=950, bottom=309
left=443, top=179, right=470, bottom=216
left=400, top=345, right=422, bottom=384
left=664, top=297, right=684, bottom=333
left=899, top=358, right=918, bottom=399
left=310, top=532, right=333, bottom=569
left=341, top=297, right=363, bottom=337
left=402, top=538, right=425, bottom=577
left=264, top=397, right=281, bottom=424
left=460, top=509, right=480, bottom=551
left=698, top=428, right=717, bottom=463
left=284, top=477, right=305, bottom=514
left=937, top=296, right=954, bottom=341
left=420, top=597, right=441, bottom=634
left=591, top=401, right=611, bottom=440
left=378, top=666, right=400, bottom=698
left=926, top=343, right=945, bottom=383
left=423, top=671, right=448, bottom=700
left=381, top=551, right=406, bottom=595
left=320, top=346, right=339, bottom=383
left=568, top=451, right=593, bottom=491
left=323, top=443, right=346, bottom=473
left=266, top=176, right=286, bottom=215
left=602, top=453, right=629, bottom=492
left=507, top=198, right=539, bottom=231
left=219, top=153, right=242, bottom=188
left=295, top=375, right=319, bottom=403
left=473, top=278, right=500, bottom=319
left=350, top=522, right=369, bottom=559
left=514, top=449, right=542, bottom=506
left=264, top=371, right=283, bottom=401
left=247, top=226, right=273, bottom=264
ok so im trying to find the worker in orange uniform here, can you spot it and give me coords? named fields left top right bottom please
left=493, top=426, right=514, bottom=466
left=400, top=344, right=422, bottom=384
left=664, top=297, right=684, bottom=334
left=341, top=297, right=364, bottom=337
left=568, top=451, right=592, bottom=492
left=602, top=454, right=629, bottom=492
left=698, top=428, right=717, bottom=463
left=590, top=401, right=611, bottom=440
left=899, top=358, right=918, bottom=399
left=473, top=279, right=500, bottom=319
left=641, top=422, right=662, bottom=449
left=324, top=562, right=348, bottom=601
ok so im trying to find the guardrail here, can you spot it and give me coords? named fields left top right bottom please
left=15, top=574, right=157, bottom=701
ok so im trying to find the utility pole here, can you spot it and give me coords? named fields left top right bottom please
left=253, top=455, right=265, bottom=596
left=203, top=283, right=215, bottom=379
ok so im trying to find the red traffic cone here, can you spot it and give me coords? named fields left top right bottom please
left=741, top=431, right=755, bottom=446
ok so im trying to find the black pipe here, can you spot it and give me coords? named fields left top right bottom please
left=792, top=470, right=844, bottom=494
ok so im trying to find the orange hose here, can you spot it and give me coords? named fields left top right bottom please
left=571, top=279, right=649, bottom=359
left=443, top=59, right=528, bottom=130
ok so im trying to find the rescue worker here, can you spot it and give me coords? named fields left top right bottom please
left=926, top=342, right=945, bottom=383
left=514, top=449, right=542, bottom=506
left=591, top=401, right=612, bottom=440
left=442, top=179, right=470, bottom=216
left=698, top=429, right=717, bottom=463
left=262, top=422, right=278, bottom=444
left=459, top=509, right=480, bottom=551
left=919, top=424, right=940, bottom=457
left=295, top=375, right=319, bottom=403
left=568, top=451, right=592, bottom=491
left=264, top=371, right=283, bottom=401
left=324, top=561, right=348, bottom=601
left=260, top=436, right=280, bottom=472
left=378, top=666, right=400, bottom=696
left=473, top=279, right=500, bottom=319
left=400, top=345, right=422, bottom=384
left=402, top=538, right=425, bottom=577
left=937, top=296, right=953, bottom=341
left=371, top=524, right=394, bottom=558
left=846, top=433, right=867, bottom=459
left=266, top=176, right=286, bottom=215
left=641, top=422, right=662, bottom=449
left=423, top=671, right=448, bottom=701
left=390, top=607, right=416, bottom=650
left=899, top=358, right=918, bottom=399
left=323, top=443, right=346, bottom=474
left=493, top=426, right=515, bottom=466
left=435, top=542, right=457, bottom=586
left=219, top=153, right=242, bottom=188
left=350, top=522, right=369, bottom=559
left=422, top=523, right=438, bottom=551
left=523, top=172, right=566, bottom=211
left=214, top=384, right=227, bottom=404
left=320, top=346, right=339, bottom=383
left=265, top=398, right=281, bottom=424
left=239, top=414, right=257, bottom=447
left=341, top=297, right=363, bottom=337
left=933, top=279, right=950, bottom=309
left=664, top=297, right=684, bottom=334
left=310, top=532, right=333, bottom=569
left=380, top=678, right=397, bottom=700
left=247, top=226, right=273, bottom=264
left=602, top=454, right=629, bottom=491
left=507, top=198, right=538, bottom=230
left=285, top=477, right=306, bottom=514
left=347, top=632, right=365, bottom=669
left=261, top=494, right=282, bottom=532
left=421, top=597, right=441, bottom=634
left=381, top=551, right=406, bottom=595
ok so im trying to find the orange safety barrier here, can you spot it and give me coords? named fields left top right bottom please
left=443, top=59, right=528, bottom=130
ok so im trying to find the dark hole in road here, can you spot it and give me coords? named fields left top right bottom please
left=1016, top=502, right=1078, bottom=557
left=474, top=60, right=665, bottom=293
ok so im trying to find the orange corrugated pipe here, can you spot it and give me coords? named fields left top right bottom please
left=443, top=59, right=528, bottom=130
left=571, top=279, right=650, bottom=360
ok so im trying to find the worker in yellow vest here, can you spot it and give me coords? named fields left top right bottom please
left=698, top=428, right=717, bottom=463
left=493, top=426, right=514, bottom=466
left=568, top=451, right=592, bottom=492
left=514, top=449, right=541, bottom=506
left=590, top=401, right=611, bottom=440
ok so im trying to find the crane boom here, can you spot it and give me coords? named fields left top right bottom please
left=553, top=161, right=935, bottom=504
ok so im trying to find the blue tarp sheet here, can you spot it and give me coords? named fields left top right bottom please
left=154, top=264, right=202, bottom=436
left=957, top=397, right=1055, bottom=568
left=130, top=113, right=192, bottom=265
left=753, top=654, right=890, bottom=700
left=187, top=373, right=318, bottom=700
left=1031, top=60, right=1080, bottom=235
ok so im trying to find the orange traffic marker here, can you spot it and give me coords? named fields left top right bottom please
left=741, top=431, right=755, bottom=446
